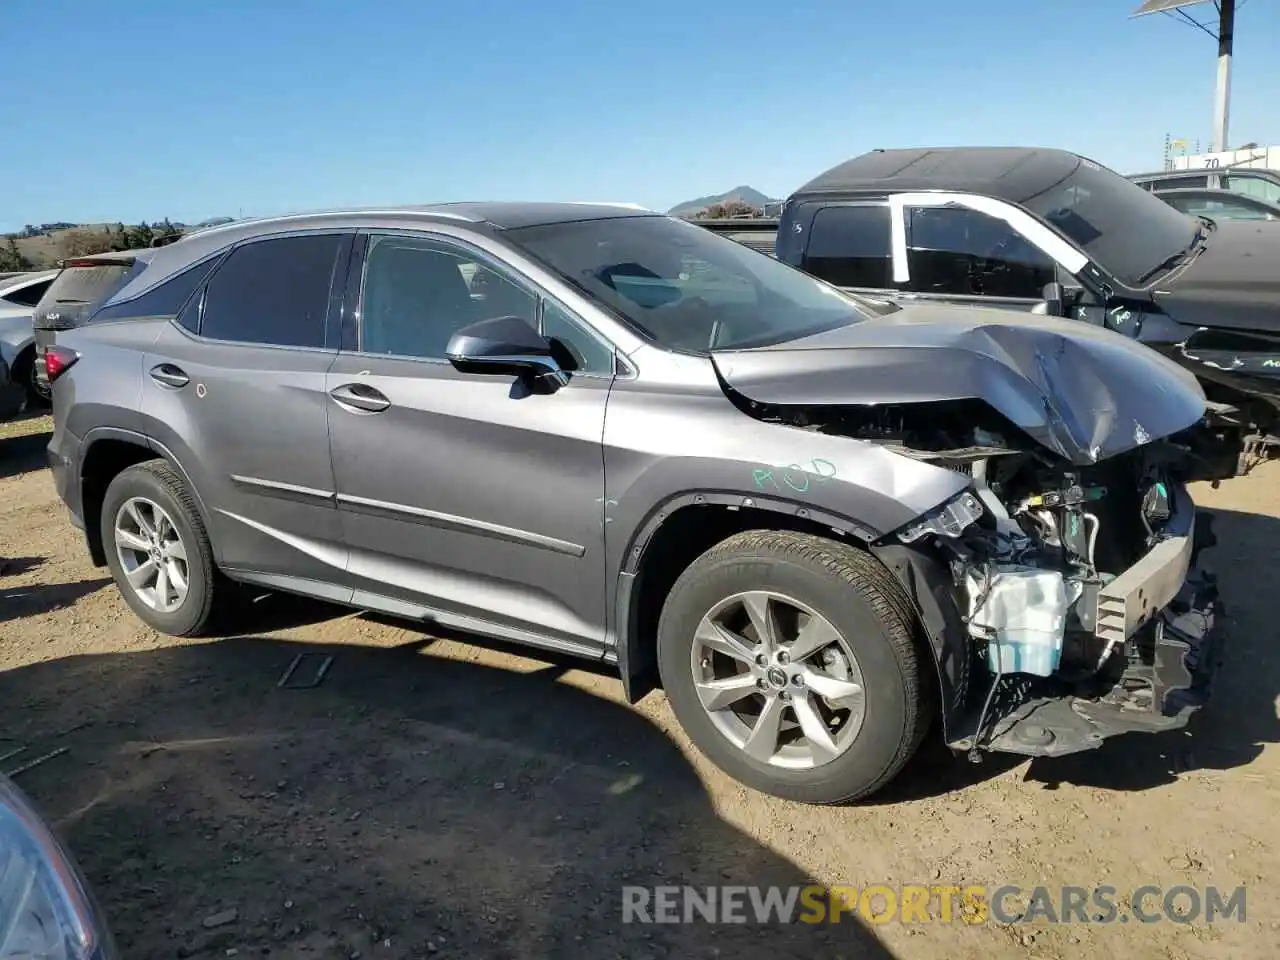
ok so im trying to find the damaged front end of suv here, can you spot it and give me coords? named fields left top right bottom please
left=716, top=308, right=1234, bottom=761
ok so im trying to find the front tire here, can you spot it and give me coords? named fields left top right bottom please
left=100, top=458, right=221, bottom=636
left=657, top=530, right=931, bottom=804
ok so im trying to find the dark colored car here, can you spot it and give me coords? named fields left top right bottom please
left=1130, top=165, right=1280, bottom=208
left=1153, top=187, right=1280, bottom=222
left=44, top=203, right=1227, bottom=803
left=772, top=147, right=1280, bottom=467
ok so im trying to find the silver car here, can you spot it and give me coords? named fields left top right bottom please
left=0, top=270, right=57, bottom=408
left=44, top=204, right=1227, bottom=802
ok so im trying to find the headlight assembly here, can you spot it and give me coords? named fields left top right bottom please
left=0, top=776, right=115, bottom=960
left=897, top=489, right=985, bottom=544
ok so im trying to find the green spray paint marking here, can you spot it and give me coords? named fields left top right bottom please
left=753, top=458, right=838, bottom=493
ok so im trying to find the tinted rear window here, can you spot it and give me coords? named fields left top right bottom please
left=0, top=278, right=53, bottom=308
left=34, top=261, right=142, bottom=329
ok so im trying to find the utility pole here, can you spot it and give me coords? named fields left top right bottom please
left=1212, top=0, right=1235, bottom=152
left=1132, top=0, right=1246, bottom=154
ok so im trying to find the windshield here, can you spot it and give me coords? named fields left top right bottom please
left=505, top=215, right=877, bottom=353
left=1022, top=158, right=1200, bottom=286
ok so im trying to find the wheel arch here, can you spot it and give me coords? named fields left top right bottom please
left=79, top=427, right=217, bottom=567
left=612, top=489, right=970, bottom=739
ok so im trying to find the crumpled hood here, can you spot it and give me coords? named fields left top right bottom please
left=1153, top=219, right=1280, bottom=334
left=711, top=303, right=1208, bottom=464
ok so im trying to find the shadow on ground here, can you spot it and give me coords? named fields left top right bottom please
left=0, top=635, right=893, bottom=960
left=875, top=506, right=1280, bottom=803
left=0, top=416, right=50, bottom=479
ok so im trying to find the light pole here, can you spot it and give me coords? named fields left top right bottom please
left=1132, top=0, right=1240, bottom=153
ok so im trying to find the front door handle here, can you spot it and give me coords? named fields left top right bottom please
left=330, top=382, right=391, bottom=414
left=149, top=364, right=190, bottom=388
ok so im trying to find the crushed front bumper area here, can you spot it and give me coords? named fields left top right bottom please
left=948, top=508, right=1226, bottom=760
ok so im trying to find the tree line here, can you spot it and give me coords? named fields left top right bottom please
left=0, top=220, right=185, bottom=272
left=687, top=200, right=767, bottom=219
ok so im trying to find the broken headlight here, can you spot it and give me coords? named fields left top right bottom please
left=0, top=775, right=117, bottom=959
left=897, top=490, right=985, bottom=544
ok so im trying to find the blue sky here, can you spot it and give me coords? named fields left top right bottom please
left=4, top=0, right=1279, bottom=232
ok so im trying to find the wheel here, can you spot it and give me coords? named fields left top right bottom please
left=100, top=458, right=221, bottom=636
left=657, top=530, right=932, bottom=804
left=13, top=348, right=49, bottom=409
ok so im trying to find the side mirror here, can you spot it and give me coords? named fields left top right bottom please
left=1040, top=281, right=1066, bottom=317
left=446, top=315, right=569, bottom=386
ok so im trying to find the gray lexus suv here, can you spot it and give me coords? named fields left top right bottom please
left=45, top=203, right=1228, bottom=803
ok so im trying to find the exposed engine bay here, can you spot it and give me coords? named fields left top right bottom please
left=737, top=393, right=1227, bottom=758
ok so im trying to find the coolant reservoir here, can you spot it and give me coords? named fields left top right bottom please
left=965, top=566, right=1068, bottom=678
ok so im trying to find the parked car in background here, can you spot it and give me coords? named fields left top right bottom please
left=1130, top=165, right=1280, bottom=208
left=771, top=146, right=1280, bottom=470
left=691, top=217, right=780, bottom=255
left=44, top=203, right=1227, bottom=803
left=1153, top=186, right=1280, bottom=221
left=0, top=355, right=24, bottom=420
left=0, top=269, right=58, bottom=407
left=30, top=252, right=154, bottom=398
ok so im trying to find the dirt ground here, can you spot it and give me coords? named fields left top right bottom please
left=1, top=413, right=1276, bottom=960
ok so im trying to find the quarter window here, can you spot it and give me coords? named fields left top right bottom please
left=200, top=234, right=346, bottom=348
left=540, top=299, right=614, bottom=375
left=905, top=206, right=1056, bottom=299
left=802, top=205, right=894, bottom=288
left=91, top=255, right=223, bottom=324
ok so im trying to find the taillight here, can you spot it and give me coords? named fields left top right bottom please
left=43, top=346, right=80, bottom=384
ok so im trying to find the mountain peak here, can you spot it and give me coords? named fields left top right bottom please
left=667, top=186, right=777, bottom=217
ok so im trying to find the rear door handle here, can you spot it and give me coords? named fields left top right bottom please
left=149, top=364, right=190, bottom=388
left=330, top=382, right=391, bottom=414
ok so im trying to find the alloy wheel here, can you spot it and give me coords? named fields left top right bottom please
left=690, top=590, right=867, bottom=770
left=114, top=496, right=190, bottom=613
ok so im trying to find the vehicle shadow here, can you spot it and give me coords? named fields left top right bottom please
left=0, top=416, right=50, bottom=479
left=0, top=638, right=894, bottom=960
left=0, top=576, right=112, bottom=623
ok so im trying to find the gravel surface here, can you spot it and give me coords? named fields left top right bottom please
left=2, top=413, right=1276, bottom=959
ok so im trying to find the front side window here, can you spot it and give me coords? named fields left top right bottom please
left=802, top=205, right=894, bottom=288
left=506, top=215, right=878, bottom=354
left=359, top=235, right=535, bottom=359
left=200, top=234, right=346, bottom=348
left=905, top=206, right=1056, bottom=299
left=358, top=235, right=615, bottom=373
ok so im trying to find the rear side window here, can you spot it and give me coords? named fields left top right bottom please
left=34, top=261, right=142, bottom=330
left=802, top=205, right=894, bottom=288
left=199, top=234, right=347, bottom=348
left=90, top=255, right=224, bottom=324
left=0, top=278, right=53, bottom=308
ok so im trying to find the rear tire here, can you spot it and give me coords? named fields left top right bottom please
left=13, top=348, right=49, bottom=409
left=657, top=530, right=931, bottom=804
left=100, top=458, right=222, bottom=636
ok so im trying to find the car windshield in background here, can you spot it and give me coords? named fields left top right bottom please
left=506, top=215, right=875, bottom=354
left=1023, top=158, right=1200, bottom=287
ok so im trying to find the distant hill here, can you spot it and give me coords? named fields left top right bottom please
left=668, top=186, right=777, bottom=217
